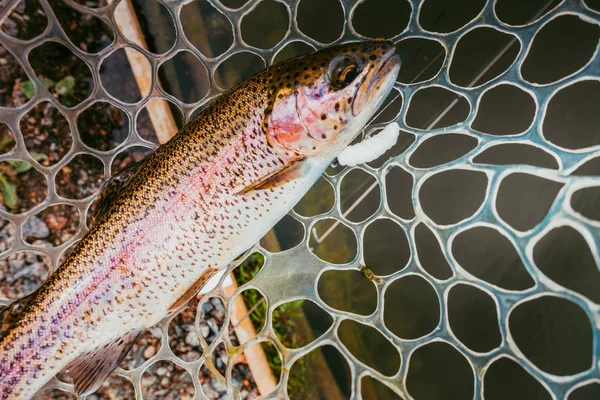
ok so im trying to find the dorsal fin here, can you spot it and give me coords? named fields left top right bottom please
left=91, top=159, right=143, bottom=222
left=236, top=158, right=305, bottom=194
left=64, top=329, right=140, bottom=396
left=0, top=290, right=37, bottom=336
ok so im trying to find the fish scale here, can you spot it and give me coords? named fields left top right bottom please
left=0, top=41, right=399, bottom=399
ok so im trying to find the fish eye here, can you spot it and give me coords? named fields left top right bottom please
left=328, top=55, right=362, bottom=90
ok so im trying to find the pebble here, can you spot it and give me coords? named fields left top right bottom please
left=185, top=330, right=201, bottom=347
left=22, top=216, right=49, bottom=239
left=200, top=323, right=210, bottom=338
left=156, top=366, right=167, bottom=376
left=143, top=345, right=156, bottom=359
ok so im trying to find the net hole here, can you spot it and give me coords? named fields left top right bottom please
left=310, top=218, right=357, bottom=264
left=534, top=225, right=600, bottom=304
left=29, top=42, right=93, bottom=107
left=0, top=43, right=30, bottom=108
left=318, top=269, right=377, bottom=316
left=419, top=169, right=487, bottom=225
left=95, top=375, right=136, bottom=399
left=509, top=296, right=593, bottom=376
left=294, top=177, right=334, bottom=217
left=571, top=186, right=600, bottom=222
left=241, top=1, right=289, bottom=49
left=340, top=169, right=380, bottom=223
left=496, top=172, right=563, bottom=232
left=449, top=27, right=520, bottom=88
left=0, top=160, right=47, bottom=214
left=495, top=0, right=561, bottom=26
left=409, top=133, right=477, bottom=169
left=452, top=226, right=534, bottom=291
left=21, top=101, right=71, bottom=165
left=0, top=123, right=16, bottom=155
left=296, top=0, right=344, bottom=44
left=419, top=0, right=486, bottom=33
left=23, top=204, right=79, bottom=246
left=168, top=307, right=203, bottom=362
left=49, top=0, right=114, bottom=54
left=0, top=251, right=50, bottom=300
left=119, top=0, right=175, bottom=55
left=543, top=80, right=600, bottom=150
left=484, top=357, right=551, bottom=400
left=231, top=252, right=265, bottom=287
left=181, top=0, right=233, bottom=58
left=471, top=84, right=536, bottom=136
left=473, top=143, right=558, bottom=169
left=260, top=214, right=304, bottom=252
left=0, top=0, right=47, bottom=41
left=100, top=48, right=150, bottom=104
left=229, top=288, right=266, bottom=345
left=219, top=0, right=248, bottom=8
left=384, top=275, right=439, bottom=339
left=414, top=223, right=453, bottom=280
left=385, top=166, right=415, bottom=219
left=0, top=218, right=15, bottom=254
left=199, top=297, right=227, bottom=346
left=199, top=361, right=227, bottom=399
left=214, top=52, right=265, bottom=91
left=405, top=87, right=469, bottom=130
left=351, top=0, right=410, bottom=39
left=568, top=382, right=600, bottom=400
left=78, top=102, right=130, bottom=152
left=120, top=325, right=162, bottom=370
left=396, top=38, right=445, bottom=85
left=56, top=154, right=104, bottom=200
left=272, top=299, right=333, bottom=349
left=406, top=342, right=474, bottom=399
left=141, top=360, right=195, bottom=399
left=448, top=284, right=501, bottom=353
left=159, top=51, right=210, bottom=104
left=522, top=15, right=600, bottom=85
left=230, top=352, right=259, bottom=397
left=287, top=345, right=352, bottom=399
left=363, top=218, right=410, bottom=276
left=338, top=319, right=400, bottom=376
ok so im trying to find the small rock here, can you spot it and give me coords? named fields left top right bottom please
left=156, top=366, right=167, bottom=376
left=8, top=256, right=25, bottom=271
left=160, top=377, right=169, bottom=386
left=22, top=216, right=49, bottom=239
left=185, top=330, right=200, bottom=347
left=45, top=213, right=67, bottom=230
left=200, top=324, right=210, bottom=338
left=143, top=345, right=156, bottom=359
left=150, top=326, right=162, bottom=339
left=212, top=378, right=227, bottom=392
left=141, top=375, right=156, bottom=387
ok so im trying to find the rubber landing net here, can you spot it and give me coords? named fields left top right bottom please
left=0, top=0, right=599, bottom=399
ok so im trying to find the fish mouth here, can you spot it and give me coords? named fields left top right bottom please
left=352, top=45, right=401, bottom=117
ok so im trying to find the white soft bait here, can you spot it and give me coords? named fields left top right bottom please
left=337, top=122, right=400, bottom=166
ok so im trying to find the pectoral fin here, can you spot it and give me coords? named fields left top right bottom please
left=168, top=267, right=218, bottom=312
left=236, top=158, right=305, bottom=194
left=64, top=329, right=140, bottom=396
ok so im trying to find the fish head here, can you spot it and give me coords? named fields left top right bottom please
left=265, top=40, right=400, bottom=157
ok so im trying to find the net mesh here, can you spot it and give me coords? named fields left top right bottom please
left=1, top=0, right=599, bottom=398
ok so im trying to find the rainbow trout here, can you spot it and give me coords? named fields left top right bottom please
left=0, top=41, right=400, bottom=399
